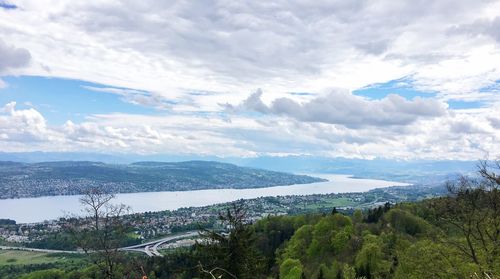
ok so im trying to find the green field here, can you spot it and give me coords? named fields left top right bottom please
left=0, top=250, right=66, bottom=266
left=304, top=197, right=357, bottom=210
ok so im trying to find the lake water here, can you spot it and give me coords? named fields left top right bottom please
left=0, top=174, right=409, bottom=223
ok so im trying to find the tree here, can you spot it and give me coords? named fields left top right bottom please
left=428, top=160, right=500, bottom=277
left=342, top=264, right=356, bottom=279
left=19, top=269, right=65, bottom=279
left=352, top=210, right=363, bottom=224
left=355, top=234, right=390, bottom=278
left=365, top=203, right=391, bottom=223
left=307, top=214, right=352, bottom=259
left=383, top=209, right=431, bottom=236
left=394, top=240, right=473, bottom=279
left=282, top=225, right=314, bottom=262
left=196, top=202, right=263, bottom=278
left=317, top=267, right=324, bottom=279
left=331, top=207, right=338, bottom=215
left=280, top=258, right=303, bottom=279
left=70, top=187, right=131, bottom=279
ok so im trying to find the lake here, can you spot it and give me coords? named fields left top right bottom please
left=0, top=174, right=409, bottom=223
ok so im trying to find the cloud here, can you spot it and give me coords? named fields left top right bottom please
left=1, top=0, right=500, bottom=105
left=231, top=90, right=447, bottom=127
left=0, top=1, right=499, bottom=159
left=82, top=85, right=175, bottom=110
left=0, top=102, right=54, bottom=143
left=0, top=99, right=498, bottom=160
left=450, top=16, right=500, bottom=43
left=58, top=113, right=263, bottom=156
left=489, top=116, right=500, bottom=128
left=0, top=39, right=31, bottom=73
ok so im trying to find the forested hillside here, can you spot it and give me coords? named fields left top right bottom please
left=145, top=189, right=499, bottom=278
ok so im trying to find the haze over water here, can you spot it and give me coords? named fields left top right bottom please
left=0, top=174, right=408, bottom=223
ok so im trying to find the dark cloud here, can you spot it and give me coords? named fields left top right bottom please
left=449, top=16, right=500, bottom=42
left=232, top=90, right=447, bottom=127
left=0, top=39, right=31, bottom=73
left=238, top=89, right=271, bottom=114
left=488, top=117, right=500, bottom=128
left=449, top=120, right=487, bottom=134
left=355, top=40, right=389, bottom=55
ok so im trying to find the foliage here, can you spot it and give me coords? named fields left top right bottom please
left=424, top=160, right=500, bottom=277
left=383, top=208, right=432, bottom=236
left=195, top=202, right=264, bottom=278
left=355, top=234, right=391, bottom=278
left=19, top=269, right=66, bottom=279
left=394, top=240, right=476, bottom=279
left=279, top=258, right=303, bottom=279
left=26, top=232, right=77, bottom=251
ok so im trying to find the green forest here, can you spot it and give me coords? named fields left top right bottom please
left=3, top=161, right=499, bottom=279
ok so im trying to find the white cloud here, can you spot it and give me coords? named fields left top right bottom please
left=1, top=0, right=500, bottom=103
left=0, top=1, right=499, bottom=159
left=82, top=85, right=174, bottom=110
left=0, top=101, right=497, bottom=160
left=0, top=102, right=56, bottom=144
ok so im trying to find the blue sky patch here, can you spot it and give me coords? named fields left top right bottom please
left=0, top=76, right=158, bottom=125
left=353, top=78, right=436, bottom=100
left=479, top=80, right=500, bottom=93
left=0, top=1, right=16, bottom=9
left=447, top=100, right=485, bottom=109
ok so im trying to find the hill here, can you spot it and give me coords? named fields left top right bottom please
left=0, top=160, right=325, bottom=199
left=0, top=152, right=476, bottom=184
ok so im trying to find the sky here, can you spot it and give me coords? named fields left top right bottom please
left=0, top=0, right=499, bottom=160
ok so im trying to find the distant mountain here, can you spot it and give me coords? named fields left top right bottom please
left=0, top=152, right=127, bottom=163
left=0, top=160, right=325, bottom=199
left=233, top=156, right=477, bottom=184
left=0, top=152, right=477, bottom=184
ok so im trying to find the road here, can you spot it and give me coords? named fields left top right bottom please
left=0, top=245, right=83, bottom=254
left=0, top=231, right=200, bottom=257
left=119, top=231, right=199, bottom=257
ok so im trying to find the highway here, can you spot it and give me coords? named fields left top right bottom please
left=0, top=245, right=83, bottom=254
left=119, top=231, right=199, bottom=257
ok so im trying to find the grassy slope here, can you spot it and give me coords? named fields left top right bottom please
left=0, top=250, right=62, bottom=266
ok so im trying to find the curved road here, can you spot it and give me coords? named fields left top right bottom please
left=119, top=231, right=199, bottom=257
